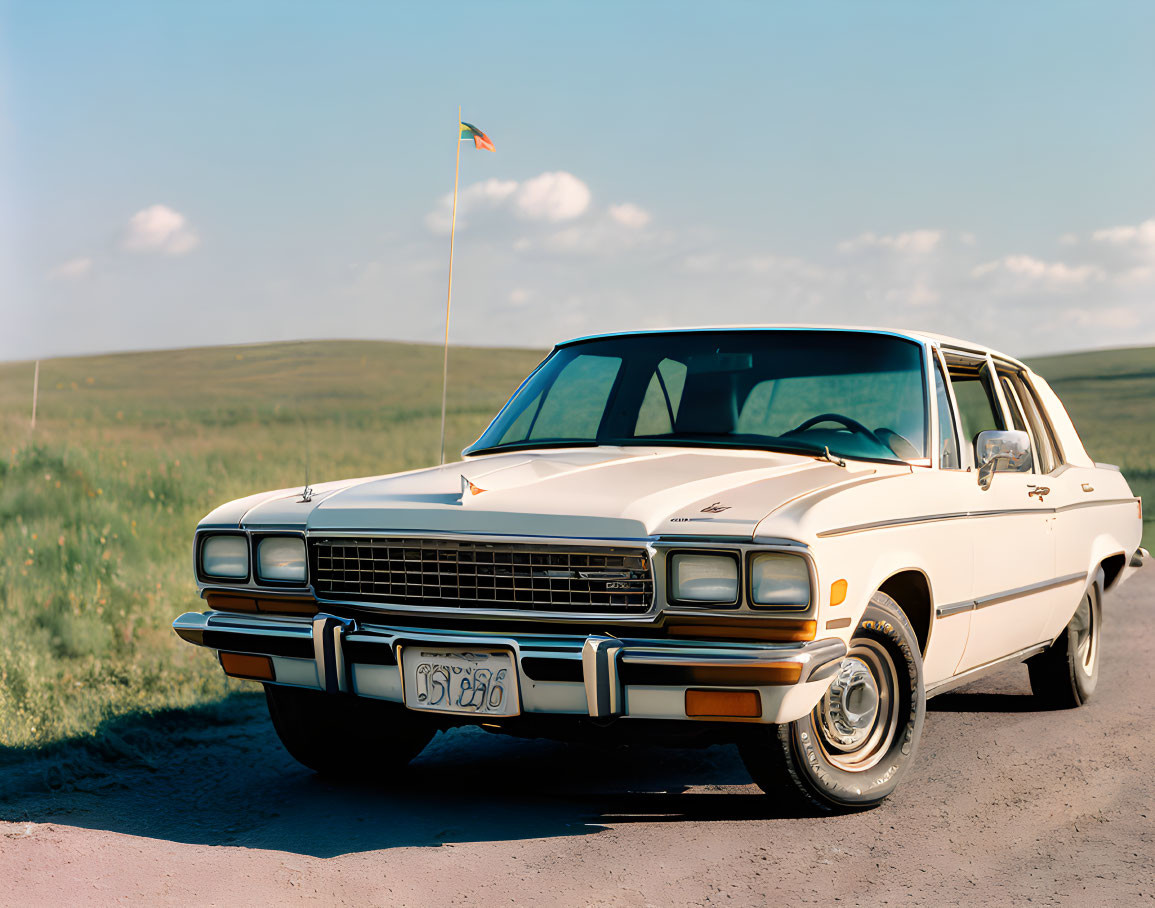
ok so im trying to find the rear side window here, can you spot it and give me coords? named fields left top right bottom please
left=1002, top=369, right=1062, bottom=472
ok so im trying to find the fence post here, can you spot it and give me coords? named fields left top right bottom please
left=31, top=360, right=39, bottom=431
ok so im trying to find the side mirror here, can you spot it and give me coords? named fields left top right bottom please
left=976, top=430, right=1032, bottom=490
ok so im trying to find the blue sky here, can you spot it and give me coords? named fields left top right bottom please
left=4, top=0, right=1155, bottom=361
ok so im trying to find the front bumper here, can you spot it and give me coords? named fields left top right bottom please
left=172, top=610, right=846, bottom=725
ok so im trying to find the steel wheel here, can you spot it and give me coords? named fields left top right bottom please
left=1070, top=590, right=1098, bottom=678
left=813, top=639, right=901, bottom=773
left=738, top=590, right=925, bottom=811
left=1028, top=573, right=1103, bottom=709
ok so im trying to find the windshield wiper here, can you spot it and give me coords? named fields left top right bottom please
left=817, top=446, right=847, bottom=468
left=751, top=439, right=848, bottom=467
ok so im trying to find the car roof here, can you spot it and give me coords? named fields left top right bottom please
left=556, top=325, right=1028, bottom=369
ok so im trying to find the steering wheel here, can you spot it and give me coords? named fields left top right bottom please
left=789, top=412, right=878, bottom=439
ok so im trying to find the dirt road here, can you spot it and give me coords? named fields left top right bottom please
left=3, top=572, right=1153, bottom=906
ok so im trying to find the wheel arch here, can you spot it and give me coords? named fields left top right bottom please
left=876, top=568, right=933, bottom=657
left=1099, top=552, right=1127, bottom=591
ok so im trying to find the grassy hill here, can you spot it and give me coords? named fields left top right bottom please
left=1027, top=346, right=1155, bottom=541
left=0, top=339, right=1149, bottom=748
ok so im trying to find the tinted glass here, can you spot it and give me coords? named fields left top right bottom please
left=934, top=360, right=961, bottom=469
left=498, top=354, right=621, bottom=444
left=472, top=331, right=929, bottom=463
left=949, top=365, right=1005, bottom=445
left=1003, top=370, right=1059, bottom=473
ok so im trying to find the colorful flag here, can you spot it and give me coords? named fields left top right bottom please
left=459, top=121, right=496, bottom=152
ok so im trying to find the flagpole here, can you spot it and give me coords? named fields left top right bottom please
left=439, top=106, right=463, bottom=466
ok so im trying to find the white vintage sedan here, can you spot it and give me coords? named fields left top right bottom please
left=174, top=327, right=1145, bottom=809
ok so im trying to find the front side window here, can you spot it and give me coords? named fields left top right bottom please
left=947, top=359, right=1005, bottom=460
left=469, top=330, right=929, bottom=464
left=933, top=359, right=961, bottom=469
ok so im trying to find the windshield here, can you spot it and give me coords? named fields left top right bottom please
left=467, top=330, right=929, bottom=463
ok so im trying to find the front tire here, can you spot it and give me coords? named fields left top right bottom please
left=738, top=591, right=925, bottom=811
left=264, top=684, right=435, bottom=778
left=1027, top=575, right=1102, bottom=709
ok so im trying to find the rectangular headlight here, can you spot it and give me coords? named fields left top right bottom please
left=749, top=552, right=810, bottom=609
left=201, top=535, right=249, bottom=579
left=257, top=537, right=307, bottom=583
left=669, top=552, right=739, bottom=605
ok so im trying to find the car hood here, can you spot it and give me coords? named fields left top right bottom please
left=235, top=446, right=886, bottom=540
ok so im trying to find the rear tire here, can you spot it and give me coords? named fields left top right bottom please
left=264, top=684, right=435, bottom=778
left=738, top=591, right=925, bottom=811
left=1028, top=574, right=1102, bottom=709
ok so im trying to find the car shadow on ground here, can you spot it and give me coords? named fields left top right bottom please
left=0, top=693, right=811, bottom=858
left=927, top=691, right=1049, bottom=713
left=1, top=665, right=1047, bottom=857
left=926, top=662, right=1059, bottom=714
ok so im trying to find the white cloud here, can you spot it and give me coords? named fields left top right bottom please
left=1091, top=218, right=1155, bottom=247
left=838, top=229, right=942, bottom=254
left=513, top=172, right=590, bottom=222
left=424, top=178, right=518, bottom=233
left=972, top=254, right=1105, bottom=288
left=608, top=202, right=651, bottom=229
left=49, top=256, right=93, bottom=280
left=122, top=204, right=199, bottom=255
left=425, top=172, right=590, bottom=234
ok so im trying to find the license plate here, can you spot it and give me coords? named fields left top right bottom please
left=400, top=646, right=520, bottom=717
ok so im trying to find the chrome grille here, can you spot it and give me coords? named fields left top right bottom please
left=309, top=537, right=653, bottom=614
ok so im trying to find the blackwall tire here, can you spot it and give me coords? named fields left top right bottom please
left=738, top=591, right=925, bottom=811
left=1028, top=573, right=1102, bottom=710
left=264, top=684, right=435, bottom=778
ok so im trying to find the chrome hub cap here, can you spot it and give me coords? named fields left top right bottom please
left=1071, top=591, right=1098, bottom=677
left=813, top=639, right=901, bottom=773
left=818, top=658, right=880, bottom=749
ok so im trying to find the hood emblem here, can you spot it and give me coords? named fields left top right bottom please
left=700, top=501, right=731, bottom=513
left=461, top=475, right=487, bottom=497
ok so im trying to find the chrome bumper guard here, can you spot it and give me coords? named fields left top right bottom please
left=172, top=611, right=847, bottom=721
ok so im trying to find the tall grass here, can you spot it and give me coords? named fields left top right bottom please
left=0, top=340, right=542, bottom=747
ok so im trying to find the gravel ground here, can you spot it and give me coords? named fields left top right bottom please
left=2, top=571, right=1153, bottom=907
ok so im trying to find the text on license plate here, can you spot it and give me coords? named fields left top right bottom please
left=400, top=646, right=519, bottom=716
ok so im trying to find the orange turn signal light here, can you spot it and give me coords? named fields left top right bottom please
left=685, top=689, right=762, bottom=719
left=830, top=579, right=848, bottom=606
left=219, top=652, right=275, bottom=682
left=667, top=619, right=816, bottom=643
left=206, top=593, right=318, bottom=617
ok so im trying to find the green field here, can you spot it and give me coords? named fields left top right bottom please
left=0, top=339, right=1150, bottom=749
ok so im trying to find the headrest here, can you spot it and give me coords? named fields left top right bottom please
left=674, top=372, right=738, bottom=436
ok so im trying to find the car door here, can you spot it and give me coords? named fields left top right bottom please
left=943, top=351, right=1057, bottom=673
left=1003, top=368, right=1097, bottom=641
left=918, top=349, right=974, bottom=686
